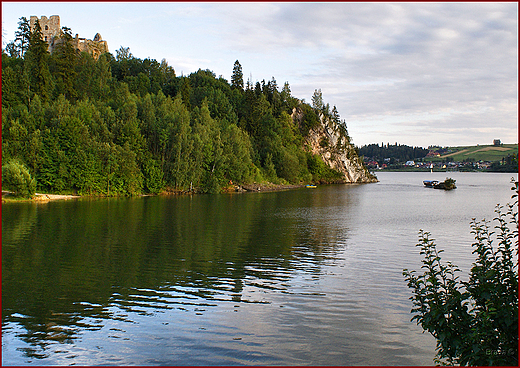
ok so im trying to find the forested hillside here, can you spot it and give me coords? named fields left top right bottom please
left=2, top=17, right=373, bottom=196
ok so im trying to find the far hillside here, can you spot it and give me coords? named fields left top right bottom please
left=429, top=144, right=518, bottom=163
left=358, top=143, right=429, bottom=163
left=360, top=142, right=517, bottom=173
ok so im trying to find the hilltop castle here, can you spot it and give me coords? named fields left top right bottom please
left=29, top=15, right=108, bottom=60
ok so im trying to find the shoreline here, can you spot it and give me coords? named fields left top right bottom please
left=1, top=183, right=305, bottom=203
left=2, top=180, right=377, bottom=203
left=238, top=183, right=306, bottom=192
left=2, top=191, right=81, bottom=203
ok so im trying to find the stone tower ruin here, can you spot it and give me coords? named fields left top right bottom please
left=29, top=15, right=109, bottom=60
left=29, top=15, right=61, bottom=43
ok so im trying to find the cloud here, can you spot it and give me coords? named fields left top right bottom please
left=3, top=2, right=516, bottom=147
left=261, top=2, right=518, bottom=146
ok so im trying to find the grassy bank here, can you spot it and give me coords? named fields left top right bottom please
left=430, top=144, right=517, bottom=162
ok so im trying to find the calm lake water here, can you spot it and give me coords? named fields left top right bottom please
left=2, top=172, right=517, bottom=366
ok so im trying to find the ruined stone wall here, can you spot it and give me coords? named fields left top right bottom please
left=30, top=15, right=108, bottom=59
left=30, top=15, right=60, bottom=43
left=73, top=34, right=109, bottom=60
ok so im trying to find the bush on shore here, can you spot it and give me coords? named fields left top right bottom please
left=403, top=179, right=518, bottom=366
left=2, top=159, right=37, bottom=198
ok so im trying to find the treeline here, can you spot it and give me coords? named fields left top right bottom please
left=2, top=17, right=348, bottom=196
left=359, top=142, right=429, bottom=163
left=489, top=157, right=518, bottom=173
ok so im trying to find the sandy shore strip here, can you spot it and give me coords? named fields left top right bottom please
left=2, top=191, right=80, bottom=202
left=33, top=193, right=80, bottom=201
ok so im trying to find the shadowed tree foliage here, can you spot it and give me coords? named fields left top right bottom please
left=24, top=19, right=53, bottom=102
left=403, top=180, right=518, bottom=366
left=2, top=159, right=36, bottom=198
left=50, top=26, right=78, bottom=100
left=359, top=142, right=429, bottom=163
left=2, top=18, right=369, bottom=196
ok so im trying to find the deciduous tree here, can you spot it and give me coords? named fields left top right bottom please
left=2, top=159, right=36, bottom=198
left=403, top=180, right=518, bottom=366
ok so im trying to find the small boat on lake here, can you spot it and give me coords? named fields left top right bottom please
left=423, top=178, right=456, bottom=190
left=423, top=180, right=439, bottom=187
left=306, top=185, right=317, bottom=188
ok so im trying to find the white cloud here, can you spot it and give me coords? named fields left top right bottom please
left=2, top=2, right=517, bottom=147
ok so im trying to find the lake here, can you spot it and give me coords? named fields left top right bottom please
left=2, top=171, right=517, bottom=366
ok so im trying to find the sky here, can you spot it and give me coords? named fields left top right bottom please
left=2, top=2, right=518, bottom=148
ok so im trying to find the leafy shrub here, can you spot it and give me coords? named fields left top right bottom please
left=2, top=159, right=37, bottom=198
left=319, top=136, right=330, bottom=148
left=299, top=103, right=320, bottom=136
left=306, top=153, right=344, bottom=183
left=403, top=179, right=518, bottom=366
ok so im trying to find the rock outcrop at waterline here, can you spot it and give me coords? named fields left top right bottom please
left=292, top=107, right=378, bottom=183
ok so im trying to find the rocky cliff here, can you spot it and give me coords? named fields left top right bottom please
left=292, top=107, right=378, bottom=183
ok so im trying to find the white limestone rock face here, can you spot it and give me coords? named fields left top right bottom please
left=292, top=107, right=378, bottom=183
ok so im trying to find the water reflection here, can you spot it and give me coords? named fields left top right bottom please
left=2, top=188, right=355, bottom=362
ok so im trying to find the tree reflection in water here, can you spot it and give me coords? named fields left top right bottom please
left=2, top=188, right=351, bottom=360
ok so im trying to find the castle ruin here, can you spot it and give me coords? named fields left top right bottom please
left=29, top=15, right=109, bottom=60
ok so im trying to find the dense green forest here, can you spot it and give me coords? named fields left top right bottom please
left=2, top=18, right=354, bottom=196
left=359, top=143, right=429, bottom=164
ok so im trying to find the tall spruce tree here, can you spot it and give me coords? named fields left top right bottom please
left=25, top=19, right=52, bottom=102
left=51, top=26, right=78, bottom=100
left=231, top=60, right=244, bottom=90
left=312, top=88, right=324, bottom=112
left=14, top=16, right=31, bottom=57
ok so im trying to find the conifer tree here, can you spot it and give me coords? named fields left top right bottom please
left=25, top=19, right=53, bottom=102
left=14, top=17, right=31, bottom=57
left=281, top=82, right=291, bottom=98
left=331, top=105, right=340, bottom=123
left=231, top=60, right=244, bottom=90
left=51, top=26, right=78, bottom=100
left=312, top=88, right=323, bottom=111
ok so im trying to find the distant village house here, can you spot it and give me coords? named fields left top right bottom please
left=426, top=151, right=441, bottom=158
